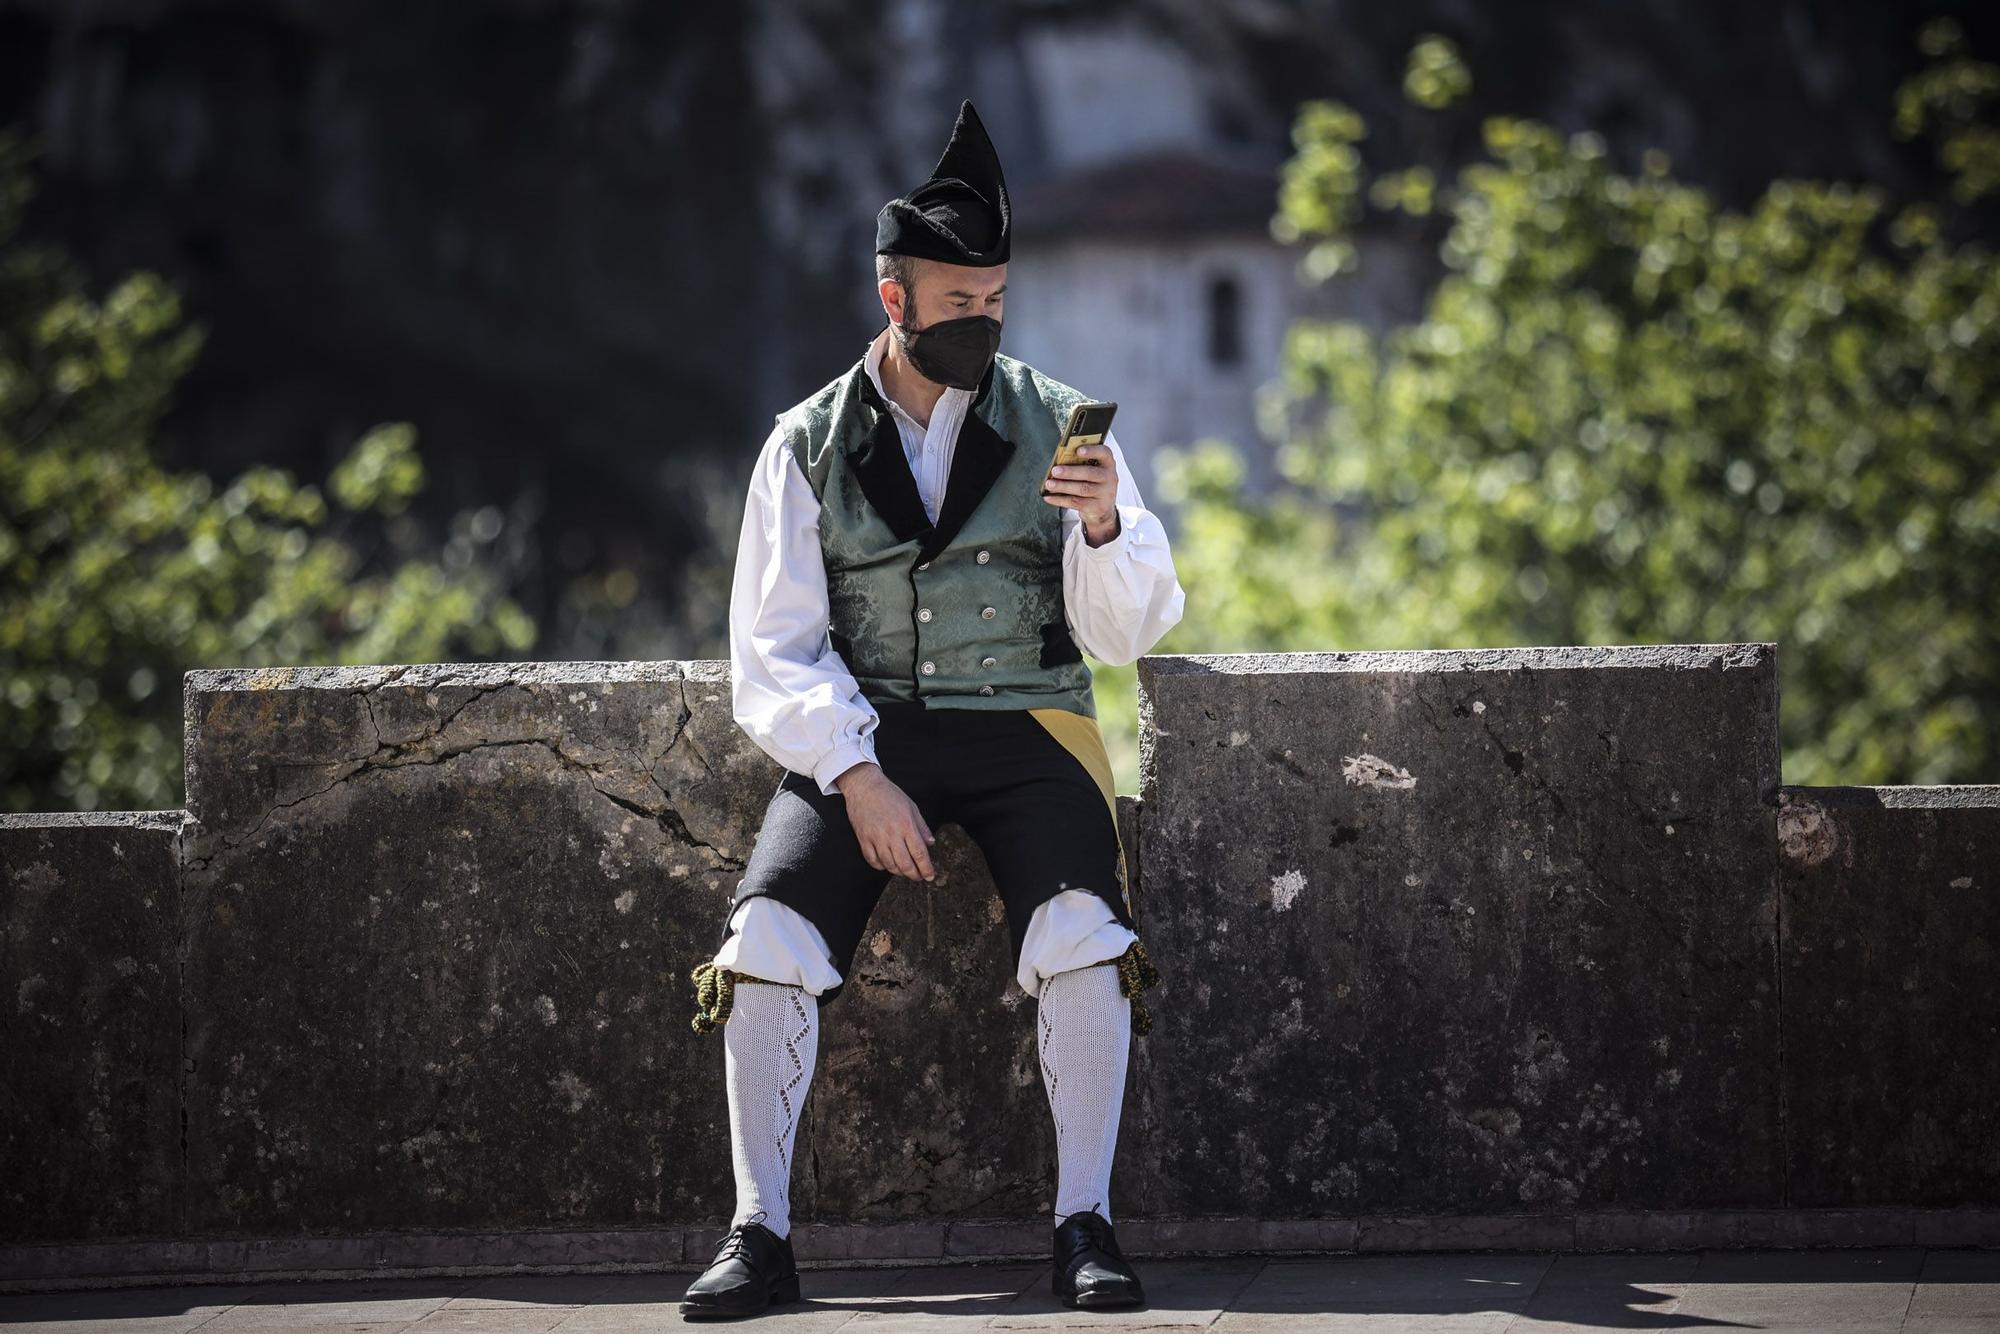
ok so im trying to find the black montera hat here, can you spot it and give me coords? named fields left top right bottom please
left=875, top=100, right=1010, bottom=267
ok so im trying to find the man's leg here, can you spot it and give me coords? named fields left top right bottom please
left=1017, top=887, right=1137, bottom=1001
left=687, top=769, right=897, bottom=1245
left=723, top=972, right=817, bottom=1240
left=948, top=711, right=1158, bottom=1029
left=945, top=712, right=1157, bottom=1229
left=690, top=703, right=948, bottom=1240
left=715, top=897, right=839, bottom=1239
left=1035, top=938, right=1133, bottom=1225
left=714, top=895, right=844, bottom=997
left=1022, top=884, right=1140, bottom=1222
left=1021, top=900, right=1152, bottom=1306
left=947, top=712, right=1151, bottom=1307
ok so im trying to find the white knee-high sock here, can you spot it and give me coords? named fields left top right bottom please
left=724, top=979, right=818, bottom=1239
left=1036, top=961, right=1131, bottom=1226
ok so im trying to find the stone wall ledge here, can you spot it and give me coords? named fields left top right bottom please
left=0, top=810, right=187, bottom=830
left=1142, top=643, right=1773, bottom=674
left=1781, top=783, right=2000, bottom=808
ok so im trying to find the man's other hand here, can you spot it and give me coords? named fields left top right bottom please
left=834, top=762, right=936, bottom=882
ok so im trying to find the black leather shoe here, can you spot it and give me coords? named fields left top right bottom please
left=679, top=1210, right=802, bottom=1319
left=1052, top=1206, right=1145, bottom=1309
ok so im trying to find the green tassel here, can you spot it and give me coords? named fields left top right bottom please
left=1112, top=937, right=1161, bottom=1037
left=689, top=960, right=750, bottom=1035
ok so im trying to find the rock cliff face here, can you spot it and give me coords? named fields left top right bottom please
left=0, top=1, right=1983, bottom=653
left=3, top=646, right=1997, bottom=1287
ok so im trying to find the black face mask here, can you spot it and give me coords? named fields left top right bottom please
left=891, top=310, right=1002, bottom=390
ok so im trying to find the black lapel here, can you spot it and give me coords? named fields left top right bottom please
left=849, top=351, right=1016, bottom=565
left=849, top=364, right=933, bottom=546
left=917, top=358, right=1012, bottom=564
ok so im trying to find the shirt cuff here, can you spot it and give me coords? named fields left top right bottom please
left=1076, top=504, right=1139, bottom=562
left=814, top=740, right=877, bottom=796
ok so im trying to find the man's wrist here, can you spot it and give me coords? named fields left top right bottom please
left=833, top=760, right=880, bottom=794
left=1082, top=509, right=1122, bottom=548
left=815, top=743, right=878, bottom=795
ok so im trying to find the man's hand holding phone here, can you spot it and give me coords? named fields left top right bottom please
left=834, top=762, right=936, bottom=883
left=1042, top=400, right=1121, bottom=545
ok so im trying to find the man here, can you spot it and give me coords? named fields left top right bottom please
left=680, top=100, right=1186, bottom=1320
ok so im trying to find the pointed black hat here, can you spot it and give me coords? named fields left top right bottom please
left=875, top=99, right=1010, bottom=267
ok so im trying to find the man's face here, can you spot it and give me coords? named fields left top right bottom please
left=884, top=257, right=1007, bottom=332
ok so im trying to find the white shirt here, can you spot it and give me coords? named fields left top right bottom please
left=729, top=327, right=1187, bottom=795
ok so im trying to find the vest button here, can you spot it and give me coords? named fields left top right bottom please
left=917, top=607, right=932, bottom=622
left=916, top=560, right=930, bottom=571
left=978, top=685, right=994, bottom=695
left=981, top=656, right=997, bottom=668
left=980, top=606, right=996, bottom=619
left=921, top=660, right=936, bottom=675
left=975, top=549, right=990, bottom=564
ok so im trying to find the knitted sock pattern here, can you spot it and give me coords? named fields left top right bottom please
left=723, top=978, right=817, bottom=1240
left=1036, top=960, right=1131, bottom=1226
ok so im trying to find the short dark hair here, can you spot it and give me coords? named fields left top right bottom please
left=876, top=251, right=919, bottom=310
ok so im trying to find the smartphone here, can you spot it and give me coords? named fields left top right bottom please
left=1044, top=401, right=1117, bottom=486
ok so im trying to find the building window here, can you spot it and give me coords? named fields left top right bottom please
left=1206, top=274, right=1242, bottom=367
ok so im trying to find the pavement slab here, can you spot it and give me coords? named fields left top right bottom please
left=0, top=1248, right=1993, bottom=1332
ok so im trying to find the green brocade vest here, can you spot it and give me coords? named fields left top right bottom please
left=776, top=347, right=1097, bottom=717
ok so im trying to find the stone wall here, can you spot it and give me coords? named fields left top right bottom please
left=1134, top=647, right=1784, bottom=1216
left=1775, top=784, right=2000, bottom=1208
left=2, top=811, right=182, bottom=1244
left=3, top=646, right=1995, bottom=1287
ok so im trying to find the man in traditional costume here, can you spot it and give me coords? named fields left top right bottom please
left=680, top=100, right=1186, bottom=1319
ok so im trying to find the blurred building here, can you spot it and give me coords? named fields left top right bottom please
left=996, top=19, right=1428, bottom=502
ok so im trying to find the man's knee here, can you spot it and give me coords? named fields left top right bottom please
left=1016, top=889, right=1162, bottom=1034
left=690, top=896, right=844, bottom=1034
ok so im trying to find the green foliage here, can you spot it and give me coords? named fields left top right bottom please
left=0, top=131, right=538, bottom=813
left=328, top=421, right=426, bottom=515
left=1896, top=18, right=2000, bottom=205
left=1404, top=34, right=1472, bottom=112
left=1273, top=100, right=1370, bottom=283
left=1158, top=28, right=2000, bottom=785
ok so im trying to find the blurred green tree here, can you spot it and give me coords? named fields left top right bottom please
left=1156, top=21, right=2000, bottom=785
left=0, top=132, right=538, bottom=814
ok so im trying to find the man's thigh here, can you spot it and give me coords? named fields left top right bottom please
left=724, top=721, right=951, bottom=1007
left=722, top=768, right=895, bottom=1006
left=945, top=714, right=1135, bottom=973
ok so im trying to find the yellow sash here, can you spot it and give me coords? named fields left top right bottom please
left=1027, top=707, right=1131, bottom=916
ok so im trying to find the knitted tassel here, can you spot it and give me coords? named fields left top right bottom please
left=689, top=960, right=756, bottom=1035
left=1111, top=937, right=1161, bottom=1036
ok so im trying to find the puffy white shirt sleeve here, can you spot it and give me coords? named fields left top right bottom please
left=1059, top=427, right=1187, bottom=667
left=729, top=423, right=882, bottom=796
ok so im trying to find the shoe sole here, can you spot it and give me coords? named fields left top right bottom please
left=1058, top=1291, right=1146, bottom=1309
left=1054, top=1281, right=1145, bottom=1309
left=679, top=1270, right=802, bottom=1318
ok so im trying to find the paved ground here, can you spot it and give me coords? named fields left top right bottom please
left=2, top=1248, right=1995, bottom=1331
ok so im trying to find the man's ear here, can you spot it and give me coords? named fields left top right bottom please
left=878, top=277, right=906, bottom=326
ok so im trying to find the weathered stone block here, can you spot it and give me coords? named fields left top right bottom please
left=1130, top=646, right=1783, bottom=1216
left=0, top=811, right=184, bottom=1243
left=1777, top=784, right=2000, bottom=1206
left=180, top=662, right=749, bottom=1235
